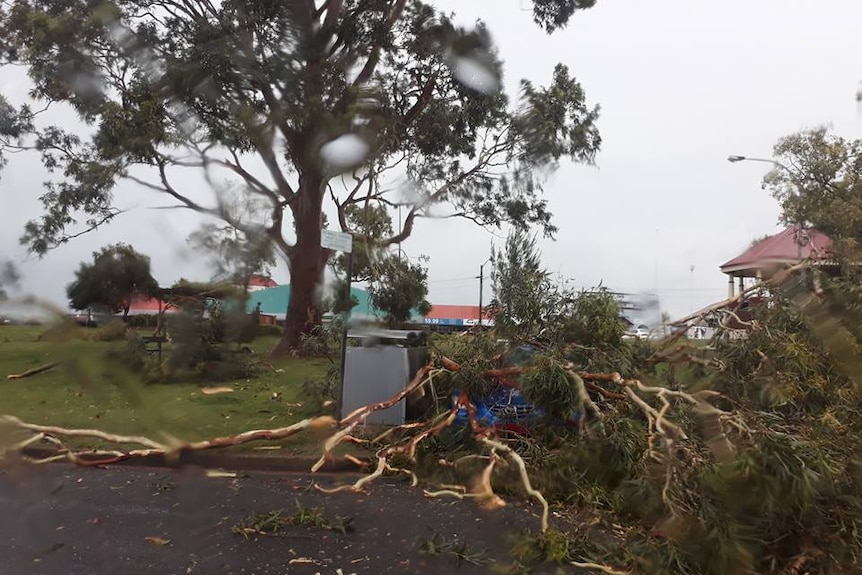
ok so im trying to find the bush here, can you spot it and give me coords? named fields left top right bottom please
left=37, top=321, right=84, bottom=342
left=297, top=322, right=341, bottom=357
left=165, top=312, right=220, bottom=369
left=88, top=320, right=128, bottom=342
left=125, top=314, right=160, bottom=329
left=302, top=367, right=339, bottom=413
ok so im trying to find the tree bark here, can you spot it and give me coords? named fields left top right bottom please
left=272, top=172, right=329, bottom=356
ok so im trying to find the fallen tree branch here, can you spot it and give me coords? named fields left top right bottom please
left=583, top=380, right=627, bottom=400
left=7, top=362, right=60, bottom=380
left=313, top=364, right=435, bottom=472
left=184, top=417, right=335, bottom=451
left=569, top=560, right=631, bottom=575
left=425, top=454, right=505, bottom=510
left=1, top=415, right=337, bottom=466
left=1, top=415, right=169, bottom=451
left=481, top=436, right=549, bottom=532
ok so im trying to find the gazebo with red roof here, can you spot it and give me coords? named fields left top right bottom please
left=719, top=224, right=833, bottom=297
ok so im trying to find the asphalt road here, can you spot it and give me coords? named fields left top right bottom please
left=0, top=462, right=557, bottom=575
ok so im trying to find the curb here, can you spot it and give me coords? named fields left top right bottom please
left=19, top=447, right=368, bottom=474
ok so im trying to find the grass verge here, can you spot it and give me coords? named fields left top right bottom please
left=0, top=325, right=339, bottom=455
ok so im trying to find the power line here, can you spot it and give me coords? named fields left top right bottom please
left=428, top=276, right=478, bottom=284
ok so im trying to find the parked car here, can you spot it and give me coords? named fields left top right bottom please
left=68, top=310, right=114, bottom=327
left=624, top=324, right=650, bottom=340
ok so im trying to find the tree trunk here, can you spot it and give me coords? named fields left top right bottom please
left=272, top=173, right=329, bottom=357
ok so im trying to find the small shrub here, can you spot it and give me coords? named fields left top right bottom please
left=126, top=314, right=160, bottom=329
left=88, top=320, right=128, bottom=342
left=302, top=367, right=339, bottom=412
left=508, top=528, right=576, bottom=564
left=100, top=331, right=167, bottom=382
left=37, top=322, right=84, bottom=342
left=297, top=322, right=340, bottom=357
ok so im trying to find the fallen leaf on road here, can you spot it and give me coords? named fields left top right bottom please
left=145, top=536, right=171, bottom=546
left=289, top=558, right=316, bottom=565
left=201, top=386, right=233, bottom=395
left=206, top=469, right=237, bottom=478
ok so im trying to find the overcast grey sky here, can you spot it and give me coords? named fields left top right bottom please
left=3, top=0, right=862, bottom=321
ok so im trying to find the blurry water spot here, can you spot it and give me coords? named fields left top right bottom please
left=450, top=56, right=500, bottom=94
left=68, top=70, right=104, bottom=102
left=396, top=181, right=427, bottom=209
left=320, top=134, right=370, bottom=170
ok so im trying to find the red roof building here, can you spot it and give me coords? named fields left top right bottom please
left=720, top=224, right=833, bottom=297
left=248, top=274, right=279, bottom=290
left=423, top=304, right=494, bottom=327
left=126, top=295, right=173, bottom=315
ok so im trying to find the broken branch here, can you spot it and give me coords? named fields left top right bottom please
left=7, top=362, right=60, bottom=380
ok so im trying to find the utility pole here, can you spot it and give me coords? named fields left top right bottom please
left=689, top=264, right=695, bottom=313
left=477, top=257, right=491, bottom=328
left=397, top=205, right=403, bottom=260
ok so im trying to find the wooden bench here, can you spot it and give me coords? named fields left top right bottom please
left=142, top=336, right=168, bottom=361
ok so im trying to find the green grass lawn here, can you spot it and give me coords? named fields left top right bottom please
left=0, top=324, right=336, bottom=455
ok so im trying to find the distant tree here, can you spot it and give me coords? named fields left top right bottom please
left=367, top=256, right=432, bottom=327
left=0, top=259, right=20, bottom=301
left=187, top=187, right=276, bottom=299
left=0, top=0, right=601, bottom=355
left=332, top=204, right=395, bottom=283
left=331, top=203, right=430, bottom=325
left=490, top=228, right=559, bottom=338
left=763, top=126, right=862, bottom=261
left=749, top=234, right=773, bottom=248
left=66, top=244, right=159, bottom=320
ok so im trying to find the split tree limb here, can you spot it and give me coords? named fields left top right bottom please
left=569, top=560, right=631, bottom=575
left=481, top=437, right=549, bottom=532
left=1, top=415, right=338, bottom=466
left=7, top=362, right=59, bottom=380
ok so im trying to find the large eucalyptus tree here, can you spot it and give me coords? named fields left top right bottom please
left=0, top=0, right=601, bottom=354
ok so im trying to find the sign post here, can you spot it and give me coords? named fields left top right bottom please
left=321, top=230, right=354, bottom=420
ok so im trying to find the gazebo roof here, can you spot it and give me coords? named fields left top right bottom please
left=720, top=225, right=833, bottom=277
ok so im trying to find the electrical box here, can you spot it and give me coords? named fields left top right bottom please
left=340, top=329, right=428, bottom=425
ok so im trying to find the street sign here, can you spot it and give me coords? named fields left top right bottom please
left=321, top=229, right=353, bottom=253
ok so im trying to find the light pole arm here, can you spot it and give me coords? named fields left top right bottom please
left=727, top=155, right=793, bottom=175
left=727, top=154, right=807, bottom=276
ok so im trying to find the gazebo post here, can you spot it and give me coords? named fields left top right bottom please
left=738, top=276, right=744, bottom=295
left=727, top=276, right=735, bottom=298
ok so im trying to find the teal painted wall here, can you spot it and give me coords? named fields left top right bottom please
left=246, top=285, right=424, bottom=321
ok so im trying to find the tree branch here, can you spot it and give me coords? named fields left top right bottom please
left=351, top=0, right=407, bottom=88
left=55, top=209, right=126, bottom=247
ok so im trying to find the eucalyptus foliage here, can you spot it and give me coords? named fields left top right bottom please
left=0, top=0, right=601, bottom=353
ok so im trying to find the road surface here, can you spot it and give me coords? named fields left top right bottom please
left=0, top=461, right=558, bottom=574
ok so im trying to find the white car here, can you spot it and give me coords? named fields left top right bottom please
left=624, top=324, right=650, bottom=340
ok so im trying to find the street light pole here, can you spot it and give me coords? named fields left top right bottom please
left=727, top=155, right=806, bottom=279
